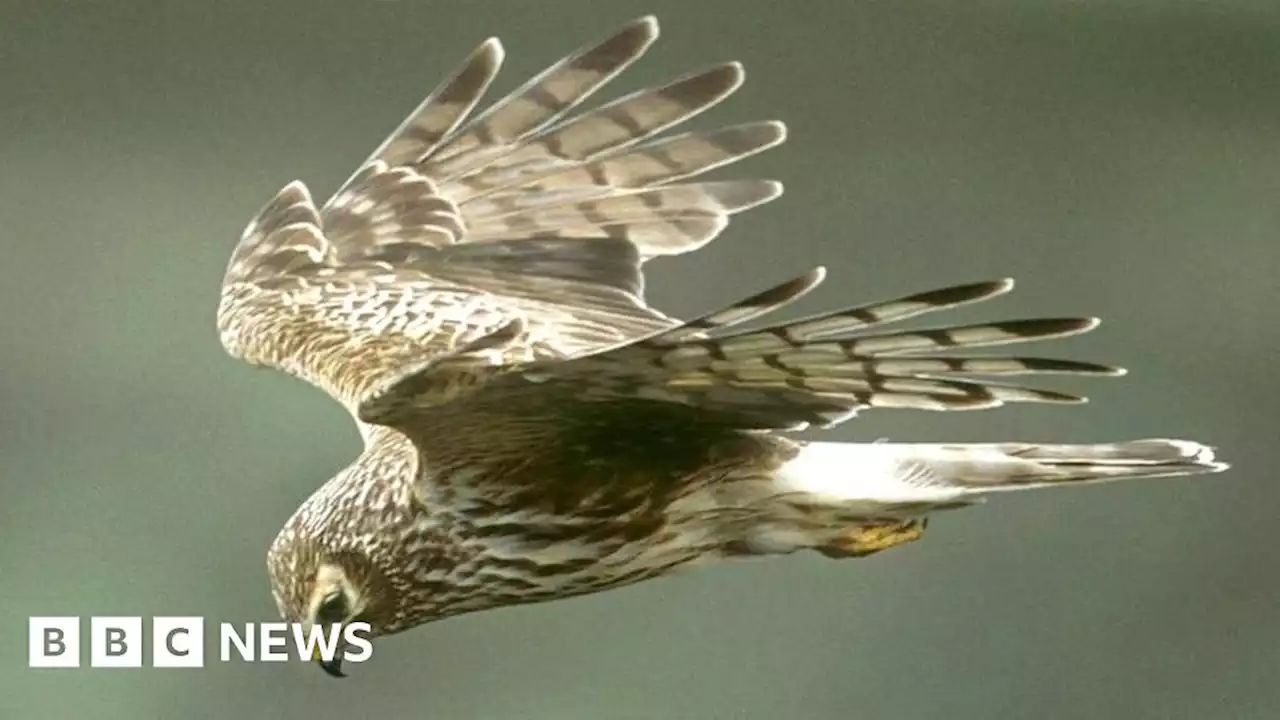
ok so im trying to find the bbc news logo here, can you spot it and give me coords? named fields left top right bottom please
left=28, top=617, right=372, bottom=668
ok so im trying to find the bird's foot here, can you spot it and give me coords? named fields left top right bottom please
left=814, top=518, right=927, bottom=559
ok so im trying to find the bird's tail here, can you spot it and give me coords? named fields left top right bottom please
left=750, top=437, right=1227, bottom=558
left=773, top=438, right=1227, bottom=512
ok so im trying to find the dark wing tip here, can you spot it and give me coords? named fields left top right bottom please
left=453, top=38, right=506, bottom=90
left=624, top=15, right=661, bottom=43
left=1028, top=388, right=1090, bottom=404
left=674, top=62, right=746, bottom=103
left=911, top=278, right=1016, bottom=308
left=747, top=267, right=826, bottom=308
left=994, top=317, right=1100, bottom=339
left=1021, top=357, right=1127, bottom=376
left=574, top=15, right=662, bottom=72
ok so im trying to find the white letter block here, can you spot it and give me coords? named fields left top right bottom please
left=153, top=617, right=204, bottom=668
left=91, top=617, right=142, bottom=668
left=28, top=617, right=80, bottom=668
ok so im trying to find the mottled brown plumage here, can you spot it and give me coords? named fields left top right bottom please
left=216, top=17, right=1227, bottom=677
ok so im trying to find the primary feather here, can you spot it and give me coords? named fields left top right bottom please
left=216, top=16, right=784, bottom=412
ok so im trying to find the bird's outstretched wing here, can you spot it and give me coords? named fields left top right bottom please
left=356, top=269, right=1126, bottom=434
left=216, top=16, right=785, bottom=411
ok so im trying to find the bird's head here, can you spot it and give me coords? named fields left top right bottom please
left=267, top=527, right=391, bottom=678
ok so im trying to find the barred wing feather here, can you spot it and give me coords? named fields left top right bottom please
left=358, top=270, right=1125, bottom=431
left=216, top=17, right=786, bottom=412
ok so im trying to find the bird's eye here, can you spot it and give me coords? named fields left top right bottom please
left=315, top=591, right=349, bottom=625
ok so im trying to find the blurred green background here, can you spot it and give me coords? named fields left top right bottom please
left=3, top=1, right=1277, bottom=718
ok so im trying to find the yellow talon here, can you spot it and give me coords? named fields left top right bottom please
left=817, top=519, right=928, bottom=558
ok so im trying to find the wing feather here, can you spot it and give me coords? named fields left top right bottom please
left=459, top=121, right=786, bottom=212
left=343, top=39, right=504, bottom=183
left=431, top=62, right=746, bottom=200
left=421, top=17, right=661, bottom=177
left=356, top=274, right=1124, bottom=432
left=217, top=17, right=783, bottom=414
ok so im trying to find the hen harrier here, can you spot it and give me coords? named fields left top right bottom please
left=216, top=16, right=1227, bottom=676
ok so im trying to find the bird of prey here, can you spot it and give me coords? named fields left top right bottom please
left=216, top=16, right=1228, bottom=677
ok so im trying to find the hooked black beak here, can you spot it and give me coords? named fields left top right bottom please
left=317, top=654, right=345, bottom=678
left=312, top=641, right=346, bottom=678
